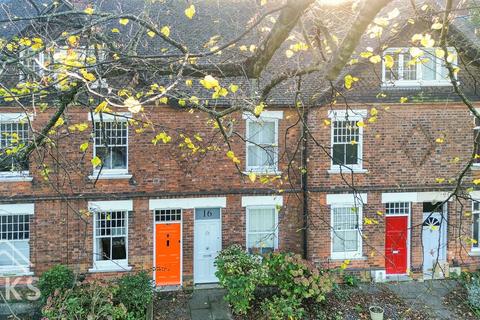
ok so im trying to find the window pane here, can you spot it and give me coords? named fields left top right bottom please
left=0, top=122, right=29, bottom=172
left=384, top=53, right=399, bottom=82
left=247, top=233, right=274, bottom=251
left=345, top=143, right=358, bottom=165
left=421, top=49, right=436, bottom=81
left=249, top=208, right=275, bottom=232
left=111, top=237, right=126, bottom=260
left=96, top=237, right=111, bottom=261
left=110, top=147, right=127, bottom=169
left=247, top=145, right=276, bottom=169
left=0, top=242, right=13, bottom=266
left=403, top=53, right=417, bottom=80
left=344, top=230, right=359, bottom=251
left=332, top=231, right=345, bottom=253
left=332, top=144, right=345, bottom=165
left=248, top=121, right=275, bottom=144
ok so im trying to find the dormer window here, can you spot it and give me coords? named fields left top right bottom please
left=382, top=47, right=457, bottom=87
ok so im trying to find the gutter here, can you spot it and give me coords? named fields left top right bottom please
left=301, top=106, right=309, bottom=259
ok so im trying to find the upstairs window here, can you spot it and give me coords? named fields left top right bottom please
left=19, top=50, right=45, bottom=81
left=0, top=114, right=29, bottom=175
left=329, top=110, right=366, bottom=172
left=474, top=117, right=480, bottom=166
left=244, top=111, right=283, bottom=174
left=93, top=119, right=128, bottom=175
left=382, top=47, right=456, bottom=87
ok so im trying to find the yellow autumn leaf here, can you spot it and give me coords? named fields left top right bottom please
left=84, top=7, right=94, bottom=15
left=376, top=211, right=383, bottom=216
left=323, top=119, right=331, bottom=126
left=431, top=22, right=443, bottom=30
left=91, top=156, right=102, bottom=168
left=400, top=97, right=408, bottom=103
left=248, top=172, right=256, bottom=183
left=435, top=178, right=445, bottom=183
left=229, top=84, right=239, bottom=93
left=360, top=51, right=373, bottom=58
left=160, top=26, right=170, bottom=37
left=119, top=18, right=129, bottom=25
left=384, top=55, right=394, bottom=69
left=68, top=35, right=78, bottom=46
left=254, top=103, right=264, bottom=116
left=111, top=28, right=120, bottom=33
left=94, top=101, right=110, bottom=113
left=124, top=96, right=142, bottom=113
left=147, top=30, right=156, bottom=38
left=370, top=107, right=378, bottom=116
left=357, top=120, right=365, bottom=127
left=200, top=75, right=219, bottom=89
left=474, top=179, right=480, bottom=185
left=435, top=48, right=445, bottom=58
left=420, top=34, right=435, bottom=48
left=285, top=49, right=294, bottom=58
left=185, top=79, right=193, bottom=87
left=80, top=142, right=89, bottom=152
left=185, top=5, right=196, bottom=19
left=344, top=74, right=359, bottom=89
left=54, top=117, right=64, bottom=128
left=435, top=137, right=444, bottom=143
left=369, top=55, right=381, bottom=64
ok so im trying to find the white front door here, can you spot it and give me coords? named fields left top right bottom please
left=422, top=211, right=447, bottom=279
left=194, top=208, right=221, bottom=284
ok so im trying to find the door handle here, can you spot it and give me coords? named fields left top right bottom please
left=203, top=254, right=212, bottom=258
left=392, top=250, right=399, bottom=254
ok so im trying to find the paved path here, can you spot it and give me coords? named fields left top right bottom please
left=385, top=279, right=458, bottom=320
left=188, top=288, right=231, bottom=320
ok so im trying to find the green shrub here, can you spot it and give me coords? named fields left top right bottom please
left=38, top=265, right=75, bottom=303
left=215, top=246, right=333, bottom=318
left=215, top=244, right=267, bottom=315
left=342, top=273, right=360, bottom=287
left=42, top=281, right=128, bottom=320
left=466, top=275, right=480, bottom=310
left=260, top=295, right=304, bottom=320
left=116, top=271, right=153, bottom=318
left=263, top=252, right=333, bottom=303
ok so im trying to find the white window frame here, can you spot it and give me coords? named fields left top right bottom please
left=473, top=116, right=480, bottom=168
left=0, top=203, right=34, bottom=276
left=243, top=111, right=282, bottom=174
left=0, top=113, right=32, bottom=181
left=19, top=50, right=45, bottom=81
left=245, top=205, right=279, bottom=254
left=91, top=115, right=130, bottom=179
left=330, top=204, right=363, bottom=260
left=328, top=110, right=366, bottom=173
left=381, top=47, right=457, bottom=87
left=472, top=201, right=480, bottom=253
left=89, top=200, right=132, bottom=272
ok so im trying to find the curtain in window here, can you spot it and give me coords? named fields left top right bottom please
left=247, top=208, right=276, bottom=253
left=247, top=121, right=276, bottom=169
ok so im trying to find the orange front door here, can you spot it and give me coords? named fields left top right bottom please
left=155, top=223, right=181, bottom=286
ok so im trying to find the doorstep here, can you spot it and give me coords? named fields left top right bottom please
left=385, top=274, right=413, bottom=282
left=155, top=285, right=182, bottom=292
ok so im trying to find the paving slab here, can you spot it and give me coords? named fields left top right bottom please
left=384, top=279, right=457, bottom=320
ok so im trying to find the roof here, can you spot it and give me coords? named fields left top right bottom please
left=1, top=0, right=480, bottom=107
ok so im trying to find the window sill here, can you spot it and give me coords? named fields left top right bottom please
left=381, top=81, right=455, bottom=88
left=330, top=255, right=367, bottom=261
left=471, top=165, right=480, bottom=171
left=0, top=175, right=33, bottom=182
left=0, top=269, right=33, bottom=277
left=88, top=265, right=132, bottom=273
left=88, top=173, right=132, bottom=180
left=328, top=168, right=368, bottom=174
left=468, top=250, right=480, bottom=257
left=243, top=170, right=282, bottom=176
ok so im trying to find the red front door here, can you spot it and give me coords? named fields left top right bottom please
left=385, top=216, right=408, bottom=274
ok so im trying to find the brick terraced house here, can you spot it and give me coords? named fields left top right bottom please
left=0, top=0, right=480, bottom=287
